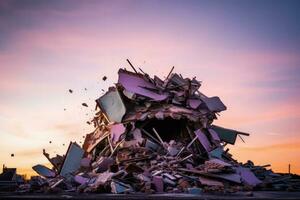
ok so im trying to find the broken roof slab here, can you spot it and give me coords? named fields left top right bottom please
left=211, top=125, right=249, bottom=145
left=59, top=142, right=84, bottom=177
left=96, top=87, right=126, bottom=123
left=118, top=69, right=168, bottom=101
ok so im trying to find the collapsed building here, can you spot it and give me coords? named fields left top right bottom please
left=23, top=61, right=300, bottom=194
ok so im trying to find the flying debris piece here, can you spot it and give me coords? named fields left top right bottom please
left=10, top=153, right=14, bottom=157
left=102, top=76, right=107, bottom=81
left=64, top=108, right=66, bottom=111
left=82, top=103, right=88, bottom=107
left=68, top=89, right=73, bottom=93
left=49, top=141, right=52, bottom=144
left=86, top=121, right=91, bottom=125
left=84, top=88, right=87, bottom=91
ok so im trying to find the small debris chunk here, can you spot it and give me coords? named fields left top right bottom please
left=82, top=103, right=88, bottom=107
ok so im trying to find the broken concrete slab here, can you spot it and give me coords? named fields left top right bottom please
left=187, top=99, right=202, bottom=109
left=74, top=174, right=90, bottom=185
left=96, top=87, right=126, bottom=123
left=208, top=147, right=223, bottom=159
left=109, top=123, right=126, bottom=144
left=118, top=69, right=168, bottom=101
left=200, top=96, right=226, bottom=112
left=59, top=142, right=84, bottom=177
left=111, top=180, right=133, bottom=194
left=152, top=176, right=164, bottom=193
left=237, top=167, right=262, bottom=186
left=211, top=125, right=249, bottom=145
left=32, top=165, right=56, bottom=178
left=195, top=129, right=212, bottom=152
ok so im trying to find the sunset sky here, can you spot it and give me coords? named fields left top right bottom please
left=0, top=0, right=300, bottom=177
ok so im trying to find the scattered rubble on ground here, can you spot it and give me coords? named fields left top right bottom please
left=2, top=60, right=300, bottom=194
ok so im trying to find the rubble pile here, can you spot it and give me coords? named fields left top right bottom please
left=16, top=62, right=300, bottom=194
